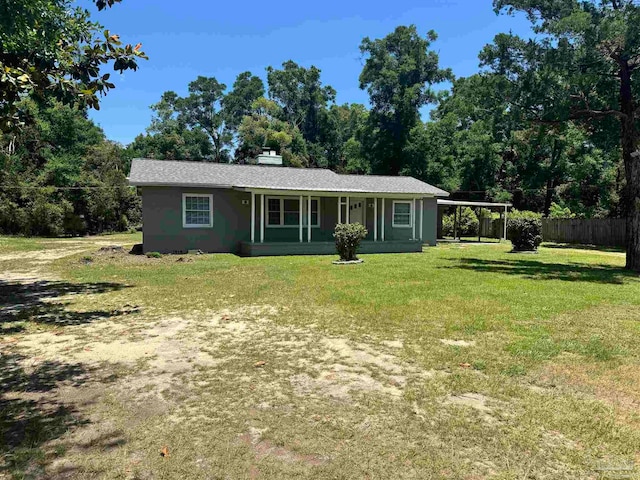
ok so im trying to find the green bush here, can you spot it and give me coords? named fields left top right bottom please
left=549, top=202, right=575, bottom=219
left=334, top=223, right=368, bottom=261
left=507, top=210, right=543, bottom=251
left=442, top=207, right=478, bottom=237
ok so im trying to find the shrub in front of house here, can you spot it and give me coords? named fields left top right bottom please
left=507, top=210, right=543, bottom=251
left=334, top=223, right=368, bottom=262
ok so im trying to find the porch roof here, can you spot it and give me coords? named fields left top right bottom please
left=129, top=158, right=449, bottom=197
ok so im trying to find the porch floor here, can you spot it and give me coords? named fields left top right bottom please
left=239, top=240, right=423, bottom=257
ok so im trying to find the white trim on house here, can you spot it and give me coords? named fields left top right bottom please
left=392, top=200, right=413, bottom=228
left=182, top=193, right=213, bottom=228
left=265, top=195, right=320, bottom=228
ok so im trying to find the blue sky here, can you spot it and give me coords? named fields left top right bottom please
left=86, top=0, right=533, bottom=145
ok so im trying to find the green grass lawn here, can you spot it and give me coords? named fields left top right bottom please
left=2, top=234, right=639, bottom=479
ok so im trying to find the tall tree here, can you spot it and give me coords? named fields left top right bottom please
left=223, top=72, right=265, bottom=132
left=0, top=0, right=147, bottom=133
left=486, top=0, right=640, bottom=270
left=359, top=25, right=452, bottom=175
left=267, top=61, right=336, bottom=166
left=178, top=76, right=231, bottom=162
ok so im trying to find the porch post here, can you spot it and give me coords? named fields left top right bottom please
left=299, top=195, right=303, bottom=243
left=338, top=196, right=341, bottom=224
left=504, top=206, right=508, bottom=240
left=374, top=198, right=378, bottom=241
left=307, top=195, right=312, bottom=243
left=381, top=198, right=385, bottom=241
left=420, top=199, right=424, bottom=242
left=346, top=196, right=350, bottom=224
left=250, top=192, right=255, bottom=243
left=260, top=194, right=265, bottom=243
left=412, top=198, right=417, bottom=240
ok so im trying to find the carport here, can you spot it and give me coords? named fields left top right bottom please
left=437, top=199, right=512, bottom=242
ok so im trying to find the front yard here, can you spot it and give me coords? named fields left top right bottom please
left=1, top=234, right=639, bottom=479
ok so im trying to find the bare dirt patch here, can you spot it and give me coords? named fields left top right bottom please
left=440, top=338, right=476, bottom=347
left=239, top=427, right=328, bottom=466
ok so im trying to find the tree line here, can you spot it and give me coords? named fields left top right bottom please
left=1, top=1, right=639, bottom=270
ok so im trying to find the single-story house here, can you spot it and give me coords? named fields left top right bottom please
left=128, top=150, right=449, bottom=256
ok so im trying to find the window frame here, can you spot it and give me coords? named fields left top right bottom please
left=265, top=196, right=320, bottom=228
left=392, top=200, right=413, bottom=228
left=182, top=193, right=214, bottom=228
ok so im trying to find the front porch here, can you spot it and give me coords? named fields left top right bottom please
left=243, top=189, right=438, bottom=255
left=239, top=240, right=423, bottom=257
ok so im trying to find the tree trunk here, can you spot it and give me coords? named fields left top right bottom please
left=543, top=177, right=555, bottom=217
left=619, top=62, right=640, bottom=271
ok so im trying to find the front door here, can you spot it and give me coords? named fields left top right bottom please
left=349, top=199, right=364, bottom=225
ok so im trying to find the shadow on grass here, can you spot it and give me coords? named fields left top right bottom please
left=0, top=280, right=136, bottom=334
left=0, top=352, right=90, bottom=476
left=0, top=279, right=134, bottom=476
left=541, top=242, right=625, bottom=254
left=448, top=257, right=636, bottom=284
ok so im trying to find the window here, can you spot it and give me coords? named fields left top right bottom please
left=266, top=196, right=320, bottom=227
left=392, top=201, right=412, bottom=228
left=183, top=194, right=213, bottom=228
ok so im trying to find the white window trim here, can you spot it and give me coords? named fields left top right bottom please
left=266, top=196, right=320, bottom=228
left=182, top=193, right=213, bottom=228
left=392, top=200, right=413, bottom=228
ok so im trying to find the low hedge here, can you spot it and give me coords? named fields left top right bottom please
left=334, top=223, right=368, bottom=261
left=507, top=210, right=543, bottom=251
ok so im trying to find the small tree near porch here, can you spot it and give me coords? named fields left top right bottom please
left=334, top=223, right=368, bottom=262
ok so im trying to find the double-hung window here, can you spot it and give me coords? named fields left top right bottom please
left=266, top=197, right=319, bottom=227
left=183, top=193, right=213, bottom=228
left=392, top=200, right=412, bottom=228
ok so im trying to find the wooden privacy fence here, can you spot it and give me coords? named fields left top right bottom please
left=541, top=218, right=626, bottom=247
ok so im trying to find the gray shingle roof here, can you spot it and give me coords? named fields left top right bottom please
left=128, top=158, right=449, bottom=197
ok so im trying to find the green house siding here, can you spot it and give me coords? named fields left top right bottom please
left=140, top=186, right=438, bottom=254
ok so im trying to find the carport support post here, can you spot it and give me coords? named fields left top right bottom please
left=504, top=205, right=508, bottom=240
left=478, top=207, right=482, bottom=243
left=453, top=206, right=458, bottom=240
left=251, top=192, right=255, bottom=243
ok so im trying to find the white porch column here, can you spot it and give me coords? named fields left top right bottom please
left=504, top=206, right=508, bottom=240
left=373, top=198, right=378, bottom=241
left=420, top=199, right=424, bottom=241
left=260, top=194, right=265, bottom=243
left=250, top=192, right=255, bottom=243
left=412, top=198, right=417, bottom=240
left=299, top=195, right=303, bottom=243
left=381, top=198, right=385, bottom=241
left=307, top=195, right=312, bottom=243
left=346, top=196, right=350, bottom=224
left=338, top=196, right=342, bottom=224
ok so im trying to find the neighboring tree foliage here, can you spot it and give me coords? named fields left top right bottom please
left=0, top=0, right=147, bottom=133
left=359, top=26, right=452, bottom=175
left=482, top=0, right=640, bottom=268
left=0, top=100, right=139, bottom=236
